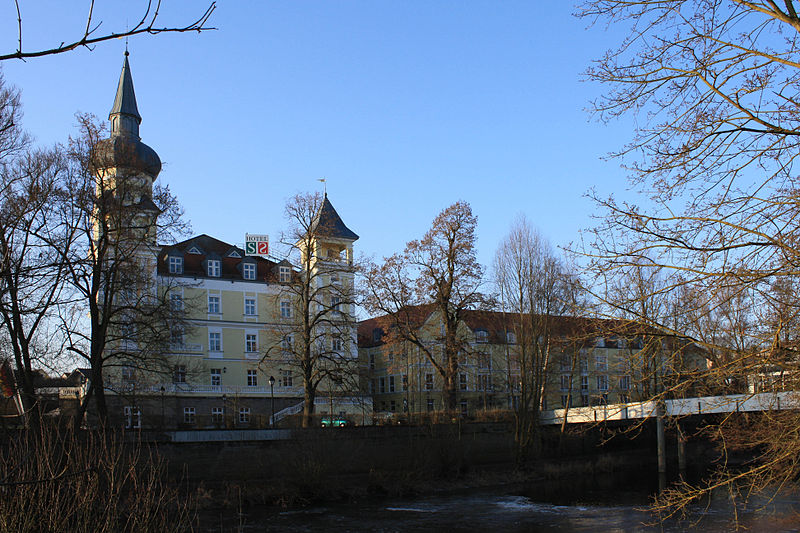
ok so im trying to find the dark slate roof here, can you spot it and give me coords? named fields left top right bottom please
left=110, top=53, right=141, bottom=123
left=310, top=194, right=359, bottom=241
left=358, top=306, right=663, bottom=349
left=158, top=234, right=292, bottom=283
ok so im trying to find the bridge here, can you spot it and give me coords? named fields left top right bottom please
left=538, top=391, right=800, bottom=426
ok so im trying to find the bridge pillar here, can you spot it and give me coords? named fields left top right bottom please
left=677, top=422, right=686, bottom=473
left=656, top=403, right=666, bottom=474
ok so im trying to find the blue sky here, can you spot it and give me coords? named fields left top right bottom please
left=0, top=1, right=635, bottom=274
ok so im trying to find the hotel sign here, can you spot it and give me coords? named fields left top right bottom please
left=245, top=234, right=269, bottom=256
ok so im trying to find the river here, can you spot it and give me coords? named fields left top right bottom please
left=202, top=472, right=800, bottom=532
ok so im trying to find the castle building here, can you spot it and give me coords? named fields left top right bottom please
left=96, top=54, right=369, bottom=429
left=359, top=307, right=707, bottom=418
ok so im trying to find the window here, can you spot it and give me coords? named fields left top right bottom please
left=402, top=374, right=408, bottom=391
left=246, top=334, right=258, bottom=353
left=561, top=395, right=571, bottom=408
left=210, top=368, right=221, bottom=387
left=580, top=375, right=589, bottom=391
left=372, top=328, right=383, bottom=343
left=379, top=377, right=386, bottom=394
left=183, top=407, right=195, bottom=424
left=476, top=330, right=489, bottom=343
left=595, top=355, right=608, bottom=372
left=511, top=374, right=521, bottom=391
left=620, top=375, right=631, bottom=391
left=369, top=353, right=375, bottom=370
left=506, top=331, right=516, bottom=344
left=478, top=353, right=491, bottom=370
left=168, top=256, right=183, bottom=274
left=331, top=336, right=342, bottom=351
left=389, top=376, right=395, bottom=393
left=244, top=297, right=256, bottom=316
left=579, top=358, right=588, bottom=374
left=426, top=398, right=434, bottom=412
left=459, top=373, right=468, bottom=391
left=207, top=259, right=221, bottom=277
left=478, top=374, right=492, bottom=392
left=208, top=295, right=220, bottom=314
left=279, top=266, right=290, bottom=282
left=247, top=369, right=257, bottom=387
left=173, top=365, right=186, bottom=383
left=605, top=337, right=619, bottom=349
left=170, top=293, right=183, bottom=311
left=581, top=393, right=590, bottom=407
left=390, top=400, right=396, bottom=412
left=425, top=373, right=434, bottom=390
left=242, top=262, right=256, bottom=280
left=281, top=369, right=293, bottom=387
left=121, top=364, right=135, bottom=382
left=597, top=375, right=609, bottom=391
left=370, top=379, right=376, bottom=394
left=239, top=407, right=250, bottom=424
left=280, top=300, right=292, bottom=318
left=560, top=375, right=571, bottom=391
left=211, top=407, right=223, bottom=424
left=170, top=326, right=183, bottom=346
left=123, top=406, right=141, bottom=429
left=460, top=400, right=468, bottom=416
left=331, top=296, right=341, bottom=312
left=560, top=357, right=572, bottom=372
left=209, top=332, right=221, bottom=352
left=281, top=334, right=293, bottom=352
left=330, top=272, right=340, bottom=285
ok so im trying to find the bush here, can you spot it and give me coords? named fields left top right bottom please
left=0, top=426, right=195, bottom=532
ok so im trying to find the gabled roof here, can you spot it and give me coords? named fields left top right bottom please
left=158, top=234, right=291, bottom=282
left=310, top=194, right=359, bottom=241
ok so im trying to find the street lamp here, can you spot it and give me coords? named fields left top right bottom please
left=160, top=386, right=165, bottom=430
left=269, top=375, right=275, bottom=428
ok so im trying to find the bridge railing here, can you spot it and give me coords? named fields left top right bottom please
left=539, top=391, right=800, bottom=426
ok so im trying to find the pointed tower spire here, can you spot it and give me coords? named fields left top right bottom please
left=109, top=51, right=142, bottom=140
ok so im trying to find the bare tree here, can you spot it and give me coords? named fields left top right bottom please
left=261, top=193, right=359, bottom=428
left=0, top=74, right=75, bottom=424
left=494, top=215, right=581, bottom=461
left=577, top=0, right=800, bottom=516
left=1, top=1, right=215, bottom=62
left=362, top=201, right=484, bottom=415
left=60, top=114, right=189, bottom=426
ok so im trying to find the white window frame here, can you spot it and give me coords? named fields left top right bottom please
left=280, top=300, right=292, bottom=318
left=210, top=368, right=221, bottom=387
left=279, top=266, right=290, bottom=283
left=245, top=333, right=258, bottom=353
left=389, top=375, right=395, bottom=393
left=281, top=369, right=293, bottom=387
left=239, top=407, right=250, bottom=424
left=620, top=375, right=631, bottom=391
left=207, top=259, right=221, bottom=277
left=183, top=407, right=195, bottom=424
left=168, top=256, right=183, bottom=274
left=211, top=407, right=223, bottom=424
left=597, top=374, right=609, bottom=391
left=170, top=293, right=183, bottom=311
left=208, top=331, right=222, bottom=352
left=124, top=406, right=141, bottom=429
left=331, top=336, right=342, bottom=351
left=173, top=365, right=186, bottom=383
left=595, top=354, right=608, bottom=372
left=244, top=297, right=256, bottom=316
left=476, top=330, right=489, bottom=343
left=247, top=369, right=258, bottom=387
left=425, top=373, right=434, bottom=391
left=560, top=374, right=571, bottom=391
left=208, top=295, right=221, bottom=314
left=242, top=262, right=256, bottom=280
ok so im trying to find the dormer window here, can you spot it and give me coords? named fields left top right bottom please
left=372, top=328, right=383, bottom=343
left=506, top=331, right=517, bottom=344
left=476, top=330, right=489, bottom=343
left=168, top=256, right=183, bottom=274
left=207, top=259, right=221, bottom=277
left=188, top=246, right=203, bottom=255
left=279, top=266, right=290, bottom=283
left=242, top=262, right=256, bottom=280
